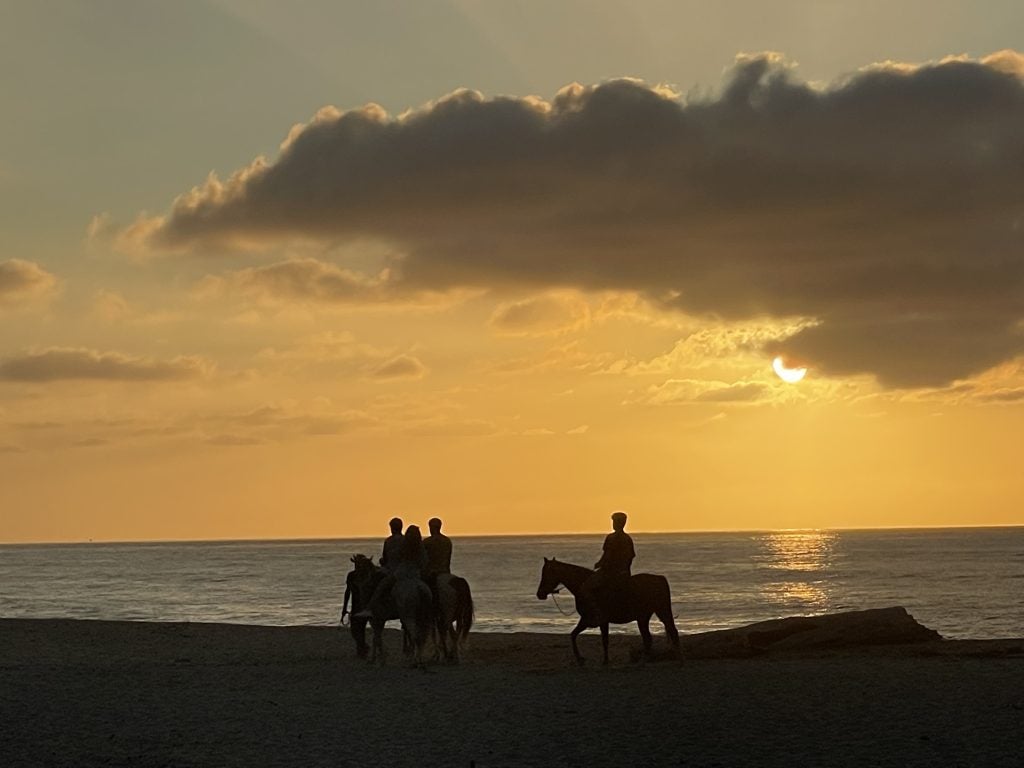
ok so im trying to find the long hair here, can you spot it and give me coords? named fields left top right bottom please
left=400, top=525, right=423, bottom=560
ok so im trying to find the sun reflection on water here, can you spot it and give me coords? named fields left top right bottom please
left=754, top=530, right=839, bottom=612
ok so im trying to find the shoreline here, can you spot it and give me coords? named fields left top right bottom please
left=4, top=616, right=1024, bottom=665
left=3, top=617, right=1023, bottom=767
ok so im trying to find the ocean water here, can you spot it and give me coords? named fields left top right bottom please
left=1, top=528, right=1021, bottom=639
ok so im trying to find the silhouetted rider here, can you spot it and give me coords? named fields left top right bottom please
left=423, top=517, right=453, bottom=607
left=582, top=511, right=635, bottom=615
left=596, top=511, right=635, bottom=577
left=353, top=517, right=407, bottom=619
left=424, top=517, right=452, bottom=580
left=380, top=517, right=405, bottom=572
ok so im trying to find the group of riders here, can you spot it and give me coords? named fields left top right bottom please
left=341, top=511, right=677, bottom=665
left=341, top=517, right=472, bottom=664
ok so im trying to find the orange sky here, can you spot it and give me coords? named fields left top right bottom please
left=3, top=3, right=1024, bottom=542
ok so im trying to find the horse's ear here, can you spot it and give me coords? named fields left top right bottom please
left=543, top=556, right=549, bottom=563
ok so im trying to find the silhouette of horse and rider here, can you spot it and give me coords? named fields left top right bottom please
left=343, top=510, right=679, bottom=666
left=342, top=517, right=474, bottom=665
left=535, top=511, right=680, bottom=665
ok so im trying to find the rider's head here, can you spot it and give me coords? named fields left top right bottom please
left=428, top=517, right=442, bottom=534
left=611, top=511, right=628, bottom=531
left=403, top=525, right=423, bottom=550
left=388, top=517, right=403, bottom=534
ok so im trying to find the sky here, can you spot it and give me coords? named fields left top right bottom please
left=3, top=1, right=1024, bottom=542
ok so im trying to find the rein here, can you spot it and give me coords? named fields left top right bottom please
left=550, top=588, right=576, bottom=617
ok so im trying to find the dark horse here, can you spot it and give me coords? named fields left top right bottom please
left=536, top=557, right=680, bottom=665
left=433, top=574, right=475, bottom=662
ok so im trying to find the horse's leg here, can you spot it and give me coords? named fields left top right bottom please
left=435, top=613, right=448, bottom=661
left=570, top=617, right=588, bottom=665
left=600, top=622, right=610, bottom=665
left=656, top=603, right=681, bottom=656
left=370, top=619, right=385, bottom=664
left=637, top=615, right=653, bottom=660
left=351, top=616, right=369, bottom=659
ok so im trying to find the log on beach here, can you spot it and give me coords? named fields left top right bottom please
left=678, top=605, right=943, bottom=659
left=1, top=612, right=1023, bottom=768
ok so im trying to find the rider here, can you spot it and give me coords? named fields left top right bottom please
left=380, top=517, right=405, bottom=571
left=424, top=518, right=452, bottom=581
left=394, top=524, right=429, bottom=582
left=423, top=517, right=453, bottom=606
left=353, top=517, right=409, bottom=619
left=582, top=511, right=635, bottom=615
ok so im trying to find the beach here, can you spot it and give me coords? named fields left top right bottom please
left=2, top=618, right=1023, bottom=767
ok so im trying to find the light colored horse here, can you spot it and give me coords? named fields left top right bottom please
left=433, top=574, right=474, bottom=662
left=390, top=576, right=434, bottom=667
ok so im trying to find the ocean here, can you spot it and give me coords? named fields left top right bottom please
left=1, top=527, right=1021, bottom=639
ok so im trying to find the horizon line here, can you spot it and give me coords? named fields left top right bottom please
left=3, top=522, right=1023, bottom=547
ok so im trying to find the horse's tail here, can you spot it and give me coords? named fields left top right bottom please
left=451, top=576, right=474, bottom=641
left=655, top=576, right=680, bottom=649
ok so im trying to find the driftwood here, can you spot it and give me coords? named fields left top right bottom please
left=639, top=606, right=942, bottom=660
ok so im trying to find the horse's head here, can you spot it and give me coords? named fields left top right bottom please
left=351, top=554, right=374, bottom=576
left=535, top=557, right=562, bottom=600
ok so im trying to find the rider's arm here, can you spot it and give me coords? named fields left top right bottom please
left=342, top=580, right=351, bottom=620
left=594, top=534, right=612, bottom=569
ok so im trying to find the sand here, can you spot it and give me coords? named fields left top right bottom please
left=2, top=618, right=1023, bottom=767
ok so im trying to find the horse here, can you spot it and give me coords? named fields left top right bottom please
left=535, top=557, right=680, bottom=665
left=432, top=574, right=474, bottom=662
left=345, top=556, right=414, bottom=662
left=388, top=575, right=434, bottom=667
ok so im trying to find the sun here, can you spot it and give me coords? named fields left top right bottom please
left=772, top=356, right=807, bottom=383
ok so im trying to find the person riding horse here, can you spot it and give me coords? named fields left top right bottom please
left=355, top=521, right=427, bottom=620
left=380, top=517, right=405, bottom=571
left=581, top=511, right=635, bottom=618
left=353, top=518, right=405, bottom=620
left=423, top=517, right=452, bottom=605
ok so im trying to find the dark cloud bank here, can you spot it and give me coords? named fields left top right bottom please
left=0, top=349, right=206, bottom=383
left=141, top=52, right=1024, bottom=387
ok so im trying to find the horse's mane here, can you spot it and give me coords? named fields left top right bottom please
left=549, top=559, right=594, bottom=578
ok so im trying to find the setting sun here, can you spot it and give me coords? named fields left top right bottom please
left=772, top=356, right=807, bottom=383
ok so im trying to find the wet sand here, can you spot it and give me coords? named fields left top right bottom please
left=2, top=618, right=1023, bottom=767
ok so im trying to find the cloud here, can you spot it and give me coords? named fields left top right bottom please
left=205, top=433, right=265, bottom=446
left=694, top=382, right=770, bottom=402
left=90, top=290, right=181, bottom=325
left=372, top=354, right=428, bottom=380
left=130, top=51, right=1024, bottom=387
left=635, top=378, right=773, bottom=406
left=0, top=260, right=57, bottom=305
left=0, top=348, right=209, bottom=383
left=624, top=318, right=815, bottom=376
left=402, top=418, right=497, bottom=437
left=488, top=292, right=590, bottom=336
left=195, top=257, right=468, bottom=310
left=217, top=403, right=378, bottom=439
left=255, top=331, right=395, bottom=375
left=258, top=335, right=428, bottom=381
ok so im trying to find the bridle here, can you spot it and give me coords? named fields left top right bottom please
left=542, top=580, right=576, bottom=617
